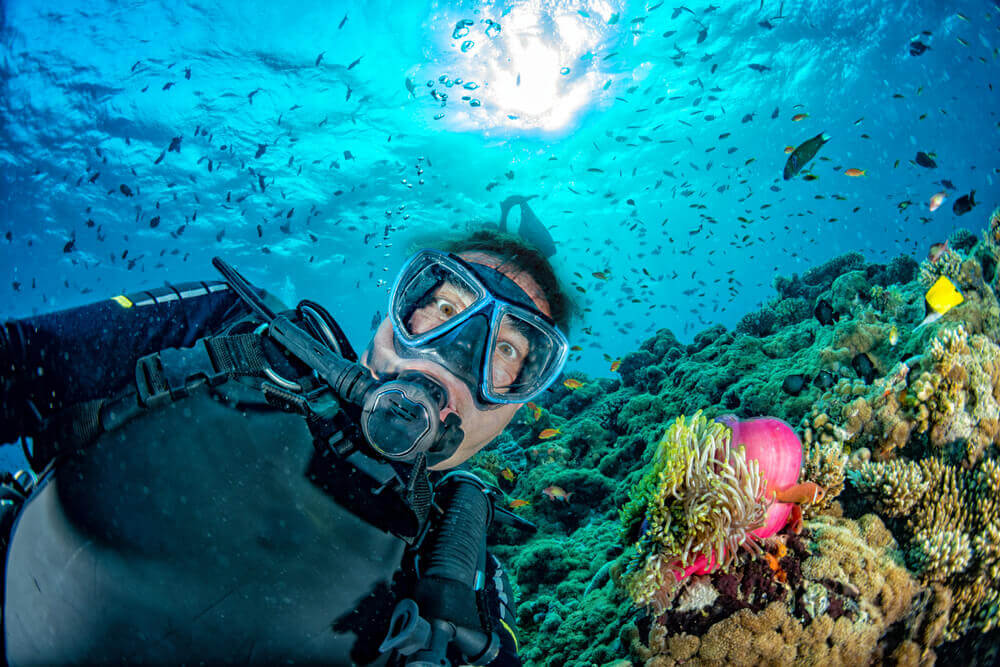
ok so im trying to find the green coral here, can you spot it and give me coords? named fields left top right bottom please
left=619, top=412, right=769, bottom=613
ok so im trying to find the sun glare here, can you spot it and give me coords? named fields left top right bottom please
left=432, top=1, right=621, bottom=134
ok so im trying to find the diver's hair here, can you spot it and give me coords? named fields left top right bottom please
left=406, top=225, right=578, bottom=333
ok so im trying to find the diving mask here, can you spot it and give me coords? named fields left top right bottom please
left=388, top=249, right=568, bottom=408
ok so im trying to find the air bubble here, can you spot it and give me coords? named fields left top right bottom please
left=469, top=99, right=481, bottom=107
left=461, top=40, right=474, bottom=52
left=452, top=19, right=473, bottom=39
left=560, top=67, right=570, bottom=75
left=485, top=20, right=501, bottom=38
left=434, top=113, right=445, bottom=120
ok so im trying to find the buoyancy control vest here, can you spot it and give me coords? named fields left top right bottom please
left=0, top=277, right=521, bottom=666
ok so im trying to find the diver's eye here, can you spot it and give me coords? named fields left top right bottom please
left=436, top=298, right=458, bottom=318
left=497, top=340, right=519, bottom=361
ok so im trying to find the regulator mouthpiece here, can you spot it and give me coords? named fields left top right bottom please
left=361, top=372, right=463, bottom=465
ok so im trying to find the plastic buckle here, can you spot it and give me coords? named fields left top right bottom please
left=135, top=340, right=227, bottom=408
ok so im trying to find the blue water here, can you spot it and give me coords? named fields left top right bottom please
left=1, top=0, right=997, bottom=378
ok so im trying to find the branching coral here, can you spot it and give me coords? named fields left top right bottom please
left=620, top=412, right=770, bottom=613
left=919, top=247, right=964, bottom=288
left=849, top=456, right=1000, bottom=639
left=907, top=325, right=1000, bottom=466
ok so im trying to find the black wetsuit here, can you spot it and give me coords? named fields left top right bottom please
left=0, top=282, right=521, bottom=665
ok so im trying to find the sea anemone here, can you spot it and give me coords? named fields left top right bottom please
left=621, top=412, right=822, bottom=613
left=621, top=412, right=771, bottom=612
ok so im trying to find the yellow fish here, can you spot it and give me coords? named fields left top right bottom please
left=508, top=499, right=530, bottom=509
left=888, top=325, right=898, bottom=347
left=610, top=359, right=621, bottom=372
left=917, top=276, right=964, bottom=328
left=538, top=428, right=561, bottom=440
left=563, top=378, right=584, bottom=389
left=500, top=467, right=516, bottom=482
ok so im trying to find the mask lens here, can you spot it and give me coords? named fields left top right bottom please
left=393, top=258, right=484, bottom=340
left=487, top=308, right=564, bottom=401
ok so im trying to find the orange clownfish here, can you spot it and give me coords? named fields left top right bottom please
left=538, top=428, right=561, bottom=440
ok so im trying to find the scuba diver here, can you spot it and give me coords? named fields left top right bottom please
left=0, top=227, right=573, bottom=665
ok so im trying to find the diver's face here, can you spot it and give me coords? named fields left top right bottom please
left=361, top=251, right=553, bottom=470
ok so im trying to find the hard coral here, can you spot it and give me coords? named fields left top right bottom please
left=627, top=515, right=924, bottom=666
left=908, top=325, right=1000, bottom=466
left=850, top=456, right=1000, bottom=640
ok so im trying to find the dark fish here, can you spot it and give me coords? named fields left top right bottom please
left=813, top=370, right=837, bottom=389
left=120, top=184, right=134, bottom=197
left=338, top=14, right=348, bottom=29
left=671, top=5, right=694, bottom=18
left=315, top=51, right=325, bottom=66
left=248, top=88, right=262, bottom=104
left=784, top=132, right=830, bottom=180
left=347, top=56, right=362, bottom=70
left=941, top=179, right=956, bottom=190
left=259, top=173, right=266, bottom=192
left=748, top=63, right=770, bottom=72
left=162, top=82, right=175, bottom=90
left=771, top=106, right=779, bottom=119
left=852, top=352, right=876, bottom=384
left=909, top=40, right=930, bottom=56
left=782, top=374, right=809, bottom=396
left=63, top=236, right=76, bottom=253
left=88, top=172, right=100, bottom=183
left=915, top=151, right=936, bottom=168
left=813, top=299, right=839, bottom=325
left=696, top=26, right=707, bottom=43
left=149, top=216, right=160, bottom=228
left=184, top=67, right=191, bottom=80
left=168, top=136, right=182, bottom=153
left=741, top=113, right=754, bottom=123
left=154, top=150, right=165, bottom=164
left=952, top=190, right=976, bottom=216
left=255, top=144, right=266, bottom=158
left=759, top=19, right=774, bottom=29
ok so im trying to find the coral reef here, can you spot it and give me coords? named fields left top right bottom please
left=624, top=515, right=923, bottom=666
left=468, top=207, right=1000, bottom=665
left=850, top=456, right=1000, bottom=639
